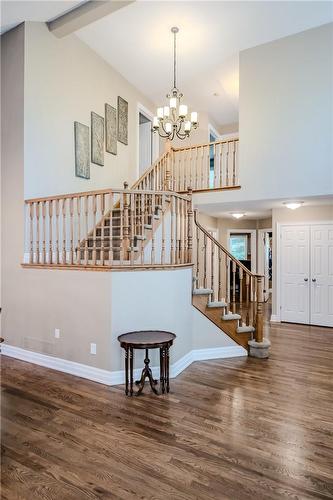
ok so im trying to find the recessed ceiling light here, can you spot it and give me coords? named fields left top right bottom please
left=213, top=92, right=220, bottom=97
left=283, top=201, right=304, bottom=210
left=230, top=212, right=245, bottom=219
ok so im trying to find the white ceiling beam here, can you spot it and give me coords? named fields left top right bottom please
left=48, top=0, right=135, bottom=38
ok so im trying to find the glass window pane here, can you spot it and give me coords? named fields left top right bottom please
left=230, top=235, right=247, bottom=260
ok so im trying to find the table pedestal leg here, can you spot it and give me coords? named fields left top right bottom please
left=125, top=347, right=129, bottom=396
left=166, top=346, right=170, bottom=393
left=129, top=347, right=134, bottom=396
left=160, top=348, right=165, bottom=394
left=135, top=349, right=158, bottom=396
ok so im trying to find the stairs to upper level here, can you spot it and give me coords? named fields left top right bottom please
left=22, top=135, right=265, bottom=351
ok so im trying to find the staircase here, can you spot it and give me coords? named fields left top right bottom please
left=22, top=136, right=264, bottom=351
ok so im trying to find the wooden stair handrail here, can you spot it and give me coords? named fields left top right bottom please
left=131, top=150, right=170, bottom=190
left=193, top=210, right=263, bottom=281
left=25, top=187, right=190, bottom=205
left=172, top=136, right=239, bottom=152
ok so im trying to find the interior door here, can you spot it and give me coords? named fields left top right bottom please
left=139, top=119, right=152, bottom=175
left=280, top=225, right=310, bottom=324
left=310, top=224, right=333, bottom=327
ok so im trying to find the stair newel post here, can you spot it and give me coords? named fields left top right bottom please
left=123, top=182, right=130, bottom=263
left=255, top=276, right=264, bottom=343
left=248, top=274, right=270, bottom=358
left=170, top=195, right=175, bottom=265
left=187, top=188, right=193, bottom=264
left=195, top=217, right=200, bottom=289
left=48, top=201, right=53, bottom=265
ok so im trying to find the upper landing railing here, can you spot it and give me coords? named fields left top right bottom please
left=134, top=137, right=240, bottom=193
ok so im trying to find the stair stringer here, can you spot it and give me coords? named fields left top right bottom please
left=192, top=294, right=252, bottom=351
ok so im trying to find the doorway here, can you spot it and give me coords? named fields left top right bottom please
left=258, top=229, right=273, bottom=302
left=278, top=223, right=333, bottom=327
left=137, top=105, right=159, bottom=177
left=227, top=229, right=256, bottom=273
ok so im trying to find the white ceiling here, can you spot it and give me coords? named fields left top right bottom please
left=197, top=195, right=333, bottom=220
left=0, top=0, right=85, bottom=34
left=77, top=1, right=333, bottom=128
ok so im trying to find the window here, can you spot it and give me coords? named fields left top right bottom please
left=230, top=235, right=247, bottom=260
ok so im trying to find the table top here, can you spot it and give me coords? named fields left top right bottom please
left=117, top=330, right=176, bottom=347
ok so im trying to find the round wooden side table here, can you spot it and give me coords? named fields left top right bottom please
left=117, top=330, right=176, bottom=396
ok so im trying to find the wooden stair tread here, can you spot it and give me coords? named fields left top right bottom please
left=192, top=295, right=251, bottom=351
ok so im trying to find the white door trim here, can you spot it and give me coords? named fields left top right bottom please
left=137, top=103, right=159, bottom=179
left=227, top=228, right=257, bottom=273
left=276, top=220, right=333, bottom=323
left=258, top=228, right=272, bottom=301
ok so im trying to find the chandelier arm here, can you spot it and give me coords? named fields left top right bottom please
left=160, top=121, right=171, bottom=138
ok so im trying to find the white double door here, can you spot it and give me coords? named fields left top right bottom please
left=280, top=224, right=333, bottom=327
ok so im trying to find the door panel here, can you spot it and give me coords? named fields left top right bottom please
left=281, top=226, right=310, bottom=324
left=139, top=121, right=152, bottom=175
left=310, top=224, right=333, bottom=327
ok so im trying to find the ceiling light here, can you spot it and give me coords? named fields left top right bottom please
left=230, top=213, right=245, bottom=219
left=283, top=201, right=304, bottom=210
left=153, top=27, right=198, bottom=141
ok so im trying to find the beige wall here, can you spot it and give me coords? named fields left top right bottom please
left=202, top=23, right=333, bottom=207
left=271, top=204, right=333, bottom=316
left=24, top=22, right=157, bottom=198
left=1, top=24, right=25, bottom=321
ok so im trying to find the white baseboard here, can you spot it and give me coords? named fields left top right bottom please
left=270, top=314, right=280, bottom=323
left=2, top=344, right=246, bottom=386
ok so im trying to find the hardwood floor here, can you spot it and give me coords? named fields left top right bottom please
left=1, top=321, right=333, bottom=499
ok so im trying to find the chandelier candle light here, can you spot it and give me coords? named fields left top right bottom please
left=153, top=27, right=198, bottom=141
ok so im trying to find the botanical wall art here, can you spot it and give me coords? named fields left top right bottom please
left=105, top=103, right=117, bottom=155
left=117, top=96, right=128, bottom=145
left=74, top=121, right=90, bottom=179
left=91, top=111, right=104, bottom=166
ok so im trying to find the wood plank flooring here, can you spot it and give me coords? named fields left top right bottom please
left=1, top=321, right=333, bottom=499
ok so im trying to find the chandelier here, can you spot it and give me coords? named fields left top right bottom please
left=153, top=27, right=198, bottom=141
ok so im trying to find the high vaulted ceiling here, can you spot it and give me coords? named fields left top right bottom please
left=0, top=0, right=85, bottom=34
left=76, top=1, right=333, bottom=128
left=1, top=1, right=332, bottom=128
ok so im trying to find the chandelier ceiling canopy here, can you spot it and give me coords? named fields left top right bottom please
left=153, top=27, right=198, bottom=141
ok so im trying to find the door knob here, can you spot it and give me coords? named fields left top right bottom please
left=312, top=278, right=317, bottom=282
left=304, top=278, right=308, bottom=282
